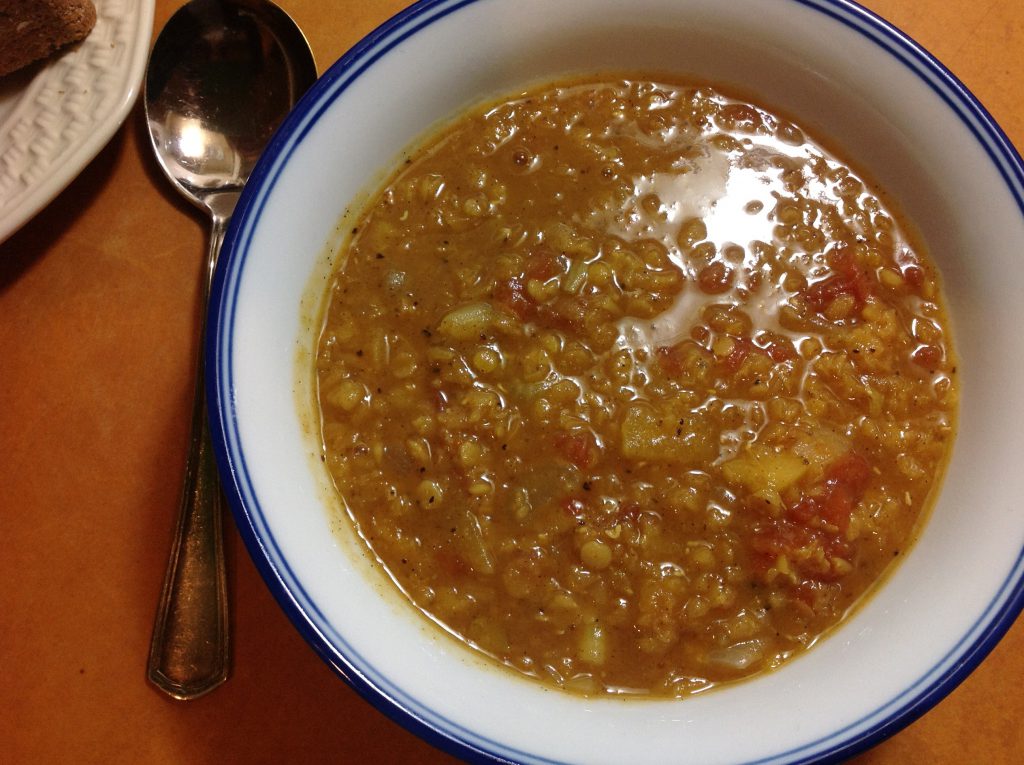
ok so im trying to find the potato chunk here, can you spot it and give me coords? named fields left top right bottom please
left=793, top=427, right=850, bottom=480
left=621, top=403, right=717, bottom=465
left=722, top=446, right=808, bottom=494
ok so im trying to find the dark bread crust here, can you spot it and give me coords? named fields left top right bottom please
left=0, top=0, right=98, bottom=77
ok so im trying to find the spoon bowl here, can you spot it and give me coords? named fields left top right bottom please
left=147, top=0, right=316, bottom=214
left=144, top=0, right=316, bottom=701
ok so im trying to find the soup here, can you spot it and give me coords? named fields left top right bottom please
left=315, top=77, right=957, bottom=696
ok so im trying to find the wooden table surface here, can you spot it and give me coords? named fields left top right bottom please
left=2, top=1, right=1021, bottom=762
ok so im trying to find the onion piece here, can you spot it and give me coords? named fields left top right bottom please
left=706, top=639, right=765, bottom=671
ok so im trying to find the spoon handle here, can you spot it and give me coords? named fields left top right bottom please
left=147, top=215, right=231, bottom=700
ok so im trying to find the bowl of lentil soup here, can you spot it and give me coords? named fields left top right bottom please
left=207, top=0, right=1024, bottom=763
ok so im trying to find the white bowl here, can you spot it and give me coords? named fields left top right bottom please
left=207, top=0, right=1024, bottom=762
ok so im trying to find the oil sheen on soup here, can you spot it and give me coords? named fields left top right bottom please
left=316, top=77, right=958, bottom=697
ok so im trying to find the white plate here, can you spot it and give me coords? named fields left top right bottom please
left=0, top=0, right=155, bottom=244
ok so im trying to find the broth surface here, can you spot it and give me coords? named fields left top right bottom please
left=316, top=77, right=957, bottom=696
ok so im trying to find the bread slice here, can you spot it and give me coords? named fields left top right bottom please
left=0, top=0, right=98, bottom=78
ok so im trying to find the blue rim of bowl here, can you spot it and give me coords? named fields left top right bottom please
left=207, top=0, right=1024, bottom=763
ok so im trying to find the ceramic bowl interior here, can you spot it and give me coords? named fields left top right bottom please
left=208, top=1, right=1024, bottom=763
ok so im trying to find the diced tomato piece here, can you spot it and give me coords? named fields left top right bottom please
left=721, top=336, right=755, bottom=374
left=834, top=247, right=872, bottom=304
left=719, top=334, right=797, bottom=375
left=788, top=496, right=819, bottom=524
left=751, top=518, right=854, bottom=587
left=495, top=276, right=532, bottom=319
left=656, top=341, right=710, bottom=378
left=826, top=452, right=871, bottom=495
left=763, top=338, right=797, bottom=363
left=760, top=451, right=872, bottom=585
left=787, top=452, right=870, bottom=534
left=803, top=246, right=872, bottom=313
left=791, top=582, right=819, bottom=608
left=537, top=295, right=587, bottom=332
left=750, top=529, right=782, bottom=558
left=751, top=521, right=803, bottom=557
left=804, top=275, right=849, bottom=311
left=750, top=521, right=809, bottom=576
left=820, top=484, right=854, bottom=530
left=493, top=250, right=565, bottom=321
left=825, top=535, right=853, bottom=561
left=554, top=431, right=596, bottom=469
left=525, top=248, right=562, bottom=281
left=749, top=551, right=775, bottom=578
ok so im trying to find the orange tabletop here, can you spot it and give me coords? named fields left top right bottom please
left=2, top=1, right=1022, bottom=763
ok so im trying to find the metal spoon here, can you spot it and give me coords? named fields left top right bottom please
left=144, top=0, right=316, bottom=700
